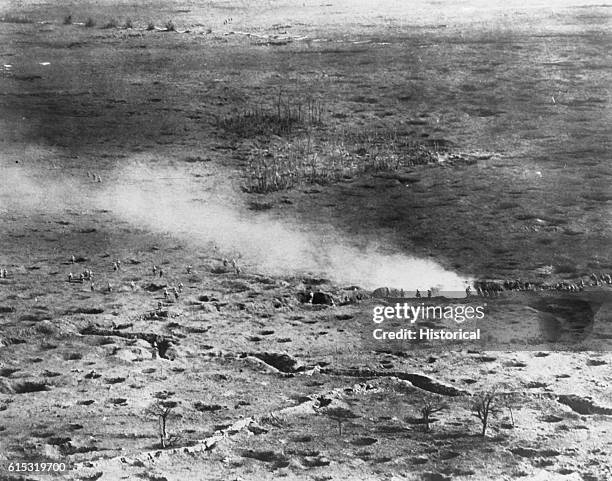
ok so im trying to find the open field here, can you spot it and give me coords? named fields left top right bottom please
left=0, top=1, right=611, bottom=480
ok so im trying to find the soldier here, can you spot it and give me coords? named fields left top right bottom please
left=113, top=262, right=118, bottom=271
left=130, top=281, right=136, bottom=290
left=173, top=287, right=179, bottom=301
left=107, top=282, right=112, bottom=292
left=71, top=255, right=76, bottom=264
left=90, top=282, right=95, bottom=291
left=116, top=260, right=121, bottom=270
left=416, top=289, right=421, bottom=298
left=186, top=265, right=192, bottom=274
left=79, top=273, right=84, bottom=282
left=466, top=285, right=472, bottom=297
left=178, top=282, right=183, bottom=293
left=163, top=288, right=169, bottom=300
left=152, top=265, right=157, bottom=277
left=427, top=289, right=432, bottom=298
left=159, top=268, right=164, bottom=278
left=68, top=272, right=73, bottom=282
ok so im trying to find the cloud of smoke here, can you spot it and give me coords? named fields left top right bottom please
left=98, top=163, right=469, bottom=291
left=0, top=158, right=469, bottom=291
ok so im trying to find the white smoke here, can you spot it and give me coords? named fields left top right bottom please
left=0, top=157, right=469, bottom=291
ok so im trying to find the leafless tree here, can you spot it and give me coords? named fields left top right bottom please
left=471, top=389, right=500, bottom=437
left=419, top=397, right=448, bottom=432
left=145, top=400, right=178, bottom=448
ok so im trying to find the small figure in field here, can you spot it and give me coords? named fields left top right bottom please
left=163, top=288, right=169, bottom=300
left=152, top=265, right=157, bottom=276
left=172, top=287, right=179, bottom=301
left=400, top=289, right=405, bottom=298
left=97, top=174, right=102, bottom=183
left=79, top=273, right=84, bottom=282
left=88, top=269, right=94, bottom=280
left=130, top=281, right=136, bottom=290
left=68, top=272, right=73, bottom=282
left=2, top=269, right=6, bottom=278
left=186, top=265, right=192, bottom=274
left=116, top=260, right=121, bottom=270
left=0, top=269, right=3, bottom=279
left=90, top=282, right=95, bottom=291
left=231, top=258, right=240, bottom=274
left=157, top=302, right=163, bottom=311
left=466, top=285, right=472, bottom=297
left=71, top=255, right=76, bottom=264
left=107, top=282, right=112, bottom=292
left=177, top=282, right=183, bottom=293
left=159, top=268, right=164, bottom=278
left=427, top=289, right=432, bottom=299
left=87, top=171, right=92, bottom=179
left=415, top=289, right=421, bottom=298
left=222, top=258, right=229, bottom=268
left=113, top=262, right=118, bottom=271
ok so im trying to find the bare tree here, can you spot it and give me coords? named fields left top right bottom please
left=419, top=398, right=448, bottom=432
left=318, top=406, right=359, bottom=436
left=471, top=389, right=499, bottom=437
left=145, top=400, right=178, bottom=448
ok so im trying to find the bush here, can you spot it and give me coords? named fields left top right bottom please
left=85, top=17, right=96, bottom=28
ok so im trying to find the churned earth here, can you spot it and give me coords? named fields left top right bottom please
left=0, top=1, right=611, bottom=480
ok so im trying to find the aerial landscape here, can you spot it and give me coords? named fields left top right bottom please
left=0, top=0, right=610, bottom=480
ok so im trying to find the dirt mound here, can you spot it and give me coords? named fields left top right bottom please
left=557, top=395, right=612, bottom=415
left=251, top=352, right=305, bottom=373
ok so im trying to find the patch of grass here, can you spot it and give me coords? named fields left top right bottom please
left=219, top=92, right=324, bottom=138
left=84, top=17, right=96, bottom=28
left=243, top=129, right=438, bottom=193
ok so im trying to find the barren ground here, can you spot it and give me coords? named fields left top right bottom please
left=0, top=1, right=611, bottom=480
